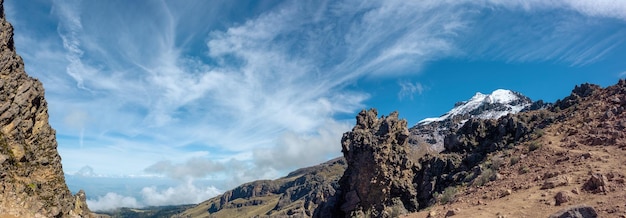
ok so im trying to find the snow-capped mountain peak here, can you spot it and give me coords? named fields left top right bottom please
left=418, top=89, right=531, bottom=125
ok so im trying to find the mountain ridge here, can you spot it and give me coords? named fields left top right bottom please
left=418, top=89, right=531, bottom=125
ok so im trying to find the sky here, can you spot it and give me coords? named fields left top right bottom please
left=4, top=0, right=626, bottom=211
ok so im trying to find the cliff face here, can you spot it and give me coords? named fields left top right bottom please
left=0, top=1, right=93, bottom=217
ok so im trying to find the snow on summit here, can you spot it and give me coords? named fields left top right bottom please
left=418, top=89, right=531, bottom=125
left=487, top=89, right=523, bottom=104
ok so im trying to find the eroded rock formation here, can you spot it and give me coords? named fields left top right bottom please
left=337, top=109, right=419, bottom=217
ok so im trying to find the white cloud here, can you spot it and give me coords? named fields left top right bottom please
left=86, top=182, right=220, bottom=211
left=87, top=192, right=141, bottom=212
left=486, top=0, right=626, bottom=20
left=564, top=0, right=626, bottom=20
left=398, top=81, right=425, bottom=100
left=85, top=181, right=221, bottom=211
left=144, top=158, right=226, bottom=180
left=52, top=0, right=91, bottom=91
left=455, top=0, right=626, bottom=66
left=253, top=119, right=351, bottom=171
left=140, top=180, right=222, bottom=206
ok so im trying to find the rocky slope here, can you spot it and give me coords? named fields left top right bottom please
left=404, top=81, right=626, bottom=217
left=0, top=1, right=95, bottom=217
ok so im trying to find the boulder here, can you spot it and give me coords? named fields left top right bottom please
left=554, top=191, right=571, bottom=206
left=548, top=205, right=597, bottom=218
left=582, top=174, right=607, bottom=193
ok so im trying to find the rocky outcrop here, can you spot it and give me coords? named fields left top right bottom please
left=553, top=80, right=626, bottom=149
left=0, top=1, right=94, bottom=217
left=336, top=109, right=419, bottom=217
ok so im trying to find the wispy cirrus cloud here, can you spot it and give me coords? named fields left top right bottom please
left=453, top=0, right=626, bottom=66
left=486, top=0, right=626, bottom=20
left=398, top=81, right=426, bottom=100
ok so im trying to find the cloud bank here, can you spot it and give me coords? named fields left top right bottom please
left=86, top=181, right=221, bottom=211
left=87, top=193, right=141, bottom=212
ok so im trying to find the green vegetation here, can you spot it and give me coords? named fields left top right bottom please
left=438, top=186, right=458, bottom=204
left=505, top=143, right=515, bottom=149
left=489, top=157, right=504, bottom=171
left=473, top=168, right=496, bottom=187
left=509, top=156, right=521, bottom=166
left=519, top=166, right=530, bottom=174
left=471, top=155, right=504, bottom=187
left=528, top=141, right=542, bottom=152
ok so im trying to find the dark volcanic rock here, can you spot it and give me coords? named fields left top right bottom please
left=337, top=109, right=419, bottom=217
left=554, top=191, right=572, bottom=206
left=548, top=205, right=598, bottom=218
left=0, top=1, right=94, bottom=217
left=582, top=174, right=607, bottom=193
left=554, top=83, right=602, bottom=110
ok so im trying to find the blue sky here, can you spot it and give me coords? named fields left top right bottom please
left=5, top=0, right=626, bottom=210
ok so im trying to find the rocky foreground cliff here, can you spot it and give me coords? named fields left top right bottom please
left=0, top=1, right=95, bottom=217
